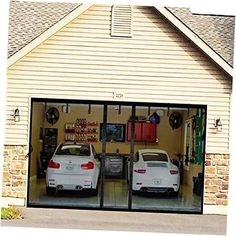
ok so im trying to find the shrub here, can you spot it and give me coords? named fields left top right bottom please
left=1, top=206, right=22, bottom=220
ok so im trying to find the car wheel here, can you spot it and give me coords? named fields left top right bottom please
left=170, top=190, right=179, bottom=197
left=46, top=187, right=56, bottom=196
left=174, top=190, right=179, bottom=196
left=90, top=184, right=99, bottom=196
left=132, top=190, right=139, bottom=195
left=90, top=188, right=98, bottom=196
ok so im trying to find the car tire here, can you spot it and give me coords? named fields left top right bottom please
left=46, top=187, right=56, bottom=196
left=90, top=188, right=98, bottom=196
left=171, top=190, right=179, bottom=197
left=90, top=184, right=99, bottom=196
left=132, top=190, right=139, bottom=195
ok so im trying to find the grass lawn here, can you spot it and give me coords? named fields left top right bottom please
left=1, top=206, right=22, bottom=220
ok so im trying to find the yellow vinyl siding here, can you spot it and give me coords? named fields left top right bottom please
left=6, top=5, right=232, bottom=153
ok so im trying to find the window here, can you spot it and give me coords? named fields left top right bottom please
left=56, top=144, right=90, bottom=156
left=142, top=153, right=168, bottom=162
left=92, top=145, right=97, bottom=157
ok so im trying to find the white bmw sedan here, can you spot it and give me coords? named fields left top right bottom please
left=129, top=149, right=180, bottom=195
left=46, top=143, right=100, bottom=196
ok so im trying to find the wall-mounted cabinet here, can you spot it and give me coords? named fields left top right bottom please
left=127, top=122, right=142, bottom=141
left=127, top=122, right=157, bottom=142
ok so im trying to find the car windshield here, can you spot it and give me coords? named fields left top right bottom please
left=142, top=152, right=168, bottom=162
left=55, top=144, right=90, bottom=156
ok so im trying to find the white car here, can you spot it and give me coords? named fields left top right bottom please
left=46, top=143, right=100, bottom=196
left=128, top=149, right=180, bottom=195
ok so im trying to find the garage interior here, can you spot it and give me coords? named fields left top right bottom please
left=28, top=98, right=206, bottom=213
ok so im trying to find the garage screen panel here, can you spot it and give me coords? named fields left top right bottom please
left=28, top=102, right=103, bottom=208
left=28, top=99, right=205, bottom=213
left=130, top=107, right=205, bottom=212
left=102, top=105, right=131, bottom=209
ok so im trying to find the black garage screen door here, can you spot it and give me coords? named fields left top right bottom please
left=27, top=98, right=206, bottom=214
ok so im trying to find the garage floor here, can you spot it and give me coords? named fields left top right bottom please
left=28, top=178, right=201, bottom=212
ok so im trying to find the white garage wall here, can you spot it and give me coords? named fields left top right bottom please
left=6, top=5, right=232, bottom=153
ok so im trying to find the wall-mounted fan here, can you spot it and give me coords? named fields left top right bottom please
left=169, top=112, right=182, bottom=130
left=46, top=107, right=59, bottom=125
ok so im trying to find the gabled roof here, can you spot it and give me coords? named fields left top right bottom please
left=8, top=2, right=93, bottom=66
left=8, top=1, right=235, bottom=76
left=8, top=0, right=79, bottom=58
left=156, top=7, right=234, bottom=76
left=167, top=7, right=235, bottom=67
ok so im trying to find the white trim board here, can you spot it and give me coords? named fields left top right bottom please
left=155, top=7, right=233, bottom=77
left=1, top=197, right=25, bottom=207
left=203, top=205, right=228, bottom=215
left=7, top=4, right=94, bottom=68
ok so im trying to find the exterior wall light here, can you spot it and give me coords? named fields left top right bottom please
left=13, top=108, right=20, bottom=122
left=214, top=118, right=222, bottom=132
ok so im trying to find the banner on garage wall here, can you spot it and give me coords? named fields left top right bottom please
left=195, top=108, right=203, bottom=165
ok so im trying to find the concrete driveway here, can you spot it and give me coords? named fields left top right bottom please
left=0, top=207, right=227, bottom=235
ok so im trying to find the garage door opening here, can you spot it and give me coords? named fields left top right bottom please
left=27, top=98, right=206, bottom=213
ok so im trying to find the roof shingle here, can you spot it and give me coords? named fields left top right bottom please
left=8, top=1, right=235, bottom=67
left=167, top=7, right=235, bottom=66
left=8, top=0, right=79, bottom=58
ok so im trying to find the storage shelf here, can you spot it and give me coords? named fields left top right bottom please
left=64, top=119, right=99, bottom=142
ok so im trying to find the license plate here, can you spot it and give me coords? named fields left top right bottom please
left=154, top=179, right=161, bottom=185
left=66, top=165, right=74, bottom=171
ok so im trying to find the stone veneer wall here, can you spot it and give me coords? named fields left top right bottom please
left=1, top=146, right=230, bottom=208
left=2, top=145, right=27, bottom=199
left=204, top=153, right=230, bottom=206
